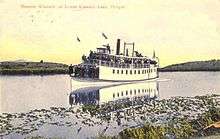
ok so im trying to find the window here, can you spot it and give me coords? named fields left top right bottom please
left=113, top=69, right=115, bottom=74
left=126, top=70, right=128, bottom=74
left=130, top=90, right=132, bottom=95
left=117, top=70, right=119, bottom=74
left=113, top=93, right=115, bottom=98
left=117, top=93, right=119, bottom=97
left=145, top=70, right=146, bottom=74
left=134, top=89, right=136, bottom=94
left=138, top=70, right=140, bottom=74
left=121, top=70, right=123, bottom=74
left=121, top=91, right=123, bottom=96
left=130, top=70, right=132, bottom=74
left=126, top=91, right=128, bottom=95
left=142, top=70, right=144, bottom=74
left=138, top=89, right=140, bottom=93
left=134, top=70, right=136, bottom=74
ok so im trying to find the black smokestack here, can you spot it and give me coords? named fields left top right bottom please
left=116, top=39, right=120, bottom=55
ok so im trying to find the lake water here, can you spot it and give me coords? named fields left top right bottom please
left=1, top=72, right=220, bottom=113
left=0, top=72, right=220, bottom=138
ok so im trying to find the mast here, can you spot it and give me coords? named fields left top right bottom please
left=153, top=50, right=156, bottom=58
left=124, top=42, right=135, bottom=67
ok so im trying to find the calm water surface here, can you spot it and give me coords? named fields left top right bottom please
left=1, top=72, right=220, bottom=113
left=0, top=72, right=220, bottom=139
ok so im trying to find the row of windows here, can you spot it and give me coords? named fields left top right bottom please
left=113, top=88, right=156, bottom=98
left=113, top=69, right=156, bottom=74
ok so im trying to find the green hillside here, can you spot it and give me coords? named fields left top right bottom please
left=160, top=59, right=220, bottom=71
left=0, top=61, right=69, bottom=75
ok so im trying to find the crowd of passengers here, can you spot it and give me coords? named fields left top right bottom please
left=82, top=51, right=157, bottom=66
left=72, top=65, right=99, bottom=78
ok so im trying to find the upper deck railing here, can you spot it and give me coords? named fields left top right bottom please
left=82, top=59, right=158, bottom=69
left=80, top=51, right=159, bottom=69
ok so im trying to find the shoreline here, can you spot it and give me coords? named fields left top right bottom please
left=0, top=69, right=69, bottom=75
left=0, top=61, right=69, bottom=75
left=1, top=70, right=220, bottom=76
left=1, top=60, right=220, bottom=75
left=160, top=59, right=220, bottom=72
left=159, top=69, right=220, bottom=72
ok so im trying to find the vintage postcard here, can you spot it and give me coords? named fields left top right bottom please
left=0, top=0, right=220, bottom=139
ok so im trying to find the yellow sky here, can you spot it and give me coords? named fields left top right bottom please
left=0, top=0, right=220, bottom=67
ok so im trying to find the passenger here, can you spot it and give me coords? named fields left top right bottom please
left=69, top=64, right=73, bottom=75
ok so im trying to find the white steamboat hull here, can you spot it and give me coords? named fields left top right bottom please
left=71, top=77, right=158, bottom=89
left=99, top=65, right=158, bottom=81
left=70, top=65, right=158, bottom=90
left=70, top=77, right=129, bottom=90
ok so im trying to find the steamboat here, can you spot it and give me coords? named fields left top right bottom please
left=70, top=38, right=159, bottom=81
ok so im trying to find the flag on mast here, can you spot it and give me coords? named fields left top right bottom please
left=77, top=36, right=81, bottom=42
left=102, top=33, right=108, bottom=39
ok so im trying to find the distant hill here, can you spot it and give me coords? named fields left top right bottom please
left=0, top=61, right=69, bottom=75
left=160, top=59, right=220, bottom=72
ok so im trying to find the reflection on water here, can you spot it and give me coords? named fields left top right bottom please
left=69, top=81, right=159, bottom=106
left=1, top=72, right=220, bottom=139
left=1, top=72, right=220, bottom=113
left=68, top=81, right=159, bottom=128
